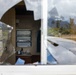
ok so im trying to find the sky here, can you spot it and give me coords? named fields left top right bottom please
left=48, top=0, right=76, bottom=23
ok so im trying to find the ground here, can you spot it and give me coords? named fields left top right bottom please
left=47, top=36, right=76, bottom=65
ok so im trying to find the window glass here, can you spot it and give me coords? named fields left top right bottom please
left=47, top=0, right=76, bottom=65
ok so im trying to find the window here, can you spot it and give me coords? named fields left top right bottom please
left=16, top=29, right=32, bottom=47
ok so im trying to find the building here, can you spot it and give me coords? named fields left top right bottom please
left=0, top=1, right=41, bottom=65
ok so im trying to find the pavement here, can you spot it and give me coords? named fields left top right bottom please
left=47, top=36, right=76, bottom=65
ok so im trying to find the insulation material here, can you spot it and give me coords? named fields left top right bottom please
left=24, top=0, right=41, bottom=20
left=0, top=50, right=3, bottom=57
left=0, top=22, right=14, bottom=64
left=0, top=41, right=4, bottom=57
left=0, top=0, right=22, bottom=19
left=0, top=22, right=8, bottom=46
left=0, top=22, right=8, bottom=58
left=0, top=30, right=2, bottom=40
left=0, top=42, right=3, bottom=48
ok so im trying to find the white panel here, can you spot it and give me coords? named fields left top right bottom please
left=0, top=0, right=22, bottom=19
left=24, top=0, right=41, bottom=20
left=24, top=0, right=38, bottom=11
left=41, top=0, right=47, bottom=64
left=34, top=3, right=41, bottom=20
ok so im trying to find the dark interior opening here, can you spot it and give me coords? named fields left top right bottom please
left=15, top=5, right=33, bottom=15
left=15, top=2, right=41, bottom=64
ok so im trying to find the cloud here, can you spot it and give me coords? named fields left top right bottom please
left=48, top=0, right=76, bottom=21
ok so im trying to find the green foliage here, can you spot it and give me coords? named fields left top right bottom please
left=59, top=27, right=70, bottom=34
left=48, top=27, right=71, bottom=36
left=48, top=28, right=59, bottom=36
